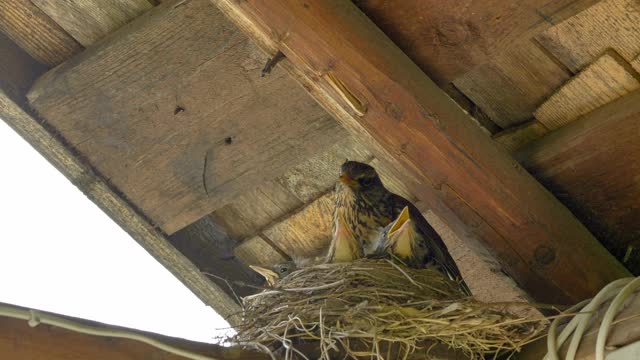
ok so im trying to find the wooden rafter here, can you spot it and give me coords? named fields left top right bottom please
left=209, top=0, right=630, bottom=304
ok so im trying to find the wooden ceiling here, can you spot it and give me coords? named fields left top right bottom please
left=1, top=0, right=639, bottom=318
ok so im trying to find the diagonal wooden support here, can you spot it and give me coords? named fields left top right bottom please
left=210, top=0, right=630, bottom=304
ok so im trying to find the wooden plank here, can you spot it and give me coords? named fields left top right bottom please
left=0, top=306, right=268, bottom=360
left=28, top=0, right=340, bottom=234
left=210, top=181, right=303, bottom=242
left=234, top=236, right=288, bottom=266
left=516, top=90, right=640, bottom=274
left=210, top=0, right=630, bottom=304
left=263, top=192, right=335, bottom=260
left=352, top=0, right=597, bottom=85
left=535, top=52, right=640, bottom=130
left=536, top=0, right=640, bottom=72
left=32, top=0, right=153, bottom=46
left=493, top=121, right=549, bottom=153
left=0, top=0, right=82, bottom=66
left=0, top=35, right=239, bottom=323
left=454, top=42, right=571, bottom=128
left=632, top=54, right=640, bottom=73
left=169, top=216, right=263, bottom=298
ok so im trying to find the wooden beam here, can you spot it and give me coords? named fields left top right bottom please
left=27, top=0, right=340, bottom=234
left=0, top=35, right=240, bottom=324
left=0, top=305, right=268, bottom=360
left=31, top=0, right=153, bottom=47
left=351, top=0, right=597, bottom=85
left=0, top=0, right=82, bottom=66
left=516, top=90, right=640, bottom=274
left=210, top=0, right=630, bottom=304
left=169, top=216, right=264, bottom=299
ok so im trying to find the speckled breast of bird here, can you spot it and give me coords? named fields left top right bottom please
left=334, top=182, right=395, bottom=255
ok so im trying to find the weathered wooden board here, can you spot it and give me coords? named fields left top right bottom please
left=353, top=0, right=597, bottom=85
left=454, top=42, right=571, bottom=128
left=212, top=0, right=630, bottom=304
left=536, top=0, right=640, bottom=72
left=0, top=0, right=82, bottom=66
left=632, top=54, right=640, bottom=73
left=234, top=236, right=288, bottom=266
left=493, top=121, right=549, bottom=153
left=0, top=309, right=269, bottom=360
left=275, top=136, right=371, bottom=203
left=517, top=90, right=640, bottom=274
left=32, top=0, right=153, bottom=46
left=535, top=52, right=640, bottom=130
left=210, top=181, right=303, bottom=242
left=28, top=0, right=340, bottom=234
left=168, top=216, right=263, bottom=298
left=263, top=192, right=335, bottom=260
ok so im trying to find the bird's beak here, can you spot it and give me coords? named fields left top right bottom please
left=249, top=265, right=278, bottom=286
left=388, top=206, right=411, bottom=236
left=339, top=174, right=359, bottom=187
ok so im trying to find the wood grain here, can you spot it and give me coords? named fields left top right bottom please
left=535, top=51, right=640, bottom=130
left=454, top=42, right=571, bottom=128
left=632, top=54, right=640, bottom=73
left=210, top=0, right=630, bottom=304
left=0, top=0, right=82, bottom=66
left=0, top=308, right=268, bottom=360
left=28, top=0, right=340, bottom=234
left=234, top=236, right=288, bottom=266
left=353, top=0, right=597, bottom=85
left=517, top=90, right=640, bottom=274
left=493, top=121, right=549, bottom=153
left=169, top=216, right=263, bottom=298
left=263, top=192, right=335, bottom=259
left=536, top=0, right=640, bottom=72
left=32, top=0, right=153, bottom=46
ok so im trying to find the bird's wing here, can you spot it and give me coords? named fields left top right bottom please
left=391, top=194, right=472, bottom=296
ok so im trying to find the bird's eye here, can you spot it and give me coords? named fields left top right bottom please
left=279, top=266, right=288, bottom=273
left=359, top=177, right=374, bottom=187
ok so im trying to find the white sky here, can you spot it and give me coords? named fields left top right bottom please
left=0, top=119, right=231, bottom=343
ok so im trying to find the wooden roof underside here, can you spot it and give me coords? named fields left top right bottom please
left=1, top=0, right=639, bottom=320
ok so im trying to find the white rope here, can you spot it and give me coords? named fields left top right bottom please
left=0, top=303, right=217, bottom=360
left=544, top=277, right=639, bottom=360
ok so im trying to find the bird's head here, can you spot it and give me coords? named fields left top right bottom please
left=250, top=261, right=297, bottom=286
left=339, top=161, right=384, bottom=194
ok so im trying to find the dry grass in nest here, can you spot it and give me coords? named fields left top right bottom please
left=233, top=259, right=550, bottom=359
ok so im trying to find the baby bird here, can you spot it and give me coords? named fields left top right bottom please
left=249, top=262, right=297, bottom=287
left=327, top=160, right=471, bottom=295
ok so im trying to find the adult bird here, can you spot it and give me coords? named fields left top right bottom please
left=327, top=160, right=471, bottom=295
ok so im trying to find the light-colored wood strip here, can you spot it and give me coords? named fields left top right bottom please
left=0, top=0, right=83, bottom=66
left=535, top=52, right=640, bottom=130
left=234, top=236, right=287, bottom=266
left=536, top=0, right=640, bottom=72
left=263, top=192, right=335, bottom=260
left=632, top=54, right=640, bottom=73
left=28, top=0, right=340, bottom=234
left=32, top=0, right=153, bottom=47
left=493, top=121, right=549, bottom=153
left=454, top=42, right=571, bottom=128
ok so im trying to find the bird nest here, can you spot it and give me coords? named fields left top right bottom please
left=233, top=259, right=549, bottom=359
